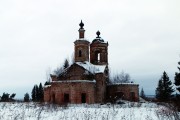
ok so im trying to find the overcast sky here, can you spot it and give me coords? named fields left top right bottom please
left=0, top=0, right=180, bottom=99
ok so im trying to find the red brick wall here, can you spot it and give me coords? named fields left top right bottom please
left=95, top=73, right=107, bottom=103
left=74, top=40, right=89, bottom=62
left=107, top=84, right=139, bottom=102
left=45, top=82, right=95, bottom=104
left=44, top=86, right=51, bottom=102
left=58, top=64, right=94, bottom=80
left=90, top=42, right=108, bottom=65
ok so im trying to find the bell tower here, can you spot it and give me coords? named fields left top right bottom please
left=90, top=31, right=108, bottom=65
left=74, top=21, right=90, bottom=62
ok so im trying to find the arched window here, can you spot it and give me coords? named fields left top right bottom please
left=97, top=53, right=100, bottom=62
left=95, top=51, right=100, bottom=63
left=79, top=50, right=82, bottom=57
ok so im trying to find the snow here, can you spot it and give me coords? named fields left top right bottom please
left=76, top=61, right=106, bottom=74
left=44, top=85, right=51, bottom=88
left=0, top=102, right=179, bottom=120
left=57, top=61, right=107, bottom=77
left=52, top=80, right=96, bottom=83
left=92, top=37, right=108, bottom=43
left=76, top=38, right=89, bottom=41
left=108, top=83, right=139, bottom=86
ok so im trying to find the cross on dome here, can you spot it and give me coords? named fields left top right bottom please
left=96, top=31, right=100, bottom=38
left=79, top=20, right=84, bottom=29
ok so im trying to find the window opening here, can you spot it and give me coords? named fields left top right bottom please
left=79, top=50, right=82, bottom=57
left=97, top=53, right=100, bottom=62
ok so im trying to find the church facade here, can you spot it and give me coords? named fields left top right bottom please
left=44, top=21, right=139, bottom=104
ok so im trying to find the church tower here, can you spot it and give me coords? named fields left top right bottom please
left=74, top=21, right=90, bottom=62
left=90, top=31, right=108, bottom=65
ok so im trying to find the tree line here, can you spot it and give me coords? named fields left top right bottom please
left=31, top=83, right=44, bottom=102
left=0, top=93, right=16, bottom=102
left=140, top=60, right=180, bottom=110
left=155, top=60, right=180, bottom=103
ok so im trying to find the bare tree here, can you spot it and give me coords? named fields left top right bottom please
left=53, top=58, right=71, bottom=76
left=45, top=67, right=52, bottom=82
left=70, top=52, right=75, bottom=64
left=110, top=71, right=131, bottom=84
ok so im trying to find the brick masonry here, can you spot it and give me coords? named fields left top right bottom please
left=107, top=84, right=139, bottom=102
left=44, top=21, right=139, bottom=104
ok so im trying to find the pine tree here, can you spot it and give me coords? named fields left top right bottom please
left=10, top=93, right=16, bottom=101
left=156, top=71, right=174, bottom=101
left=24, top=93, right=30, bottom=102
left=35, top=85, right=39, bottom=101
left=156, top=79, right=163, bottom=100
left=31, top=86, right=36, bottom=101
left=63, top=59, right=69, bottom=69
left=44, top=81, right=50, bottom=86
left=38, top=83, right=44, bottom=102
left=1, top=93, right=10, bottom=102
left=31, top=85, right=39, bottom=101
left=175, top=61, right=180, bottom=94
left=140, top=88, right=146, bottom=99
left=174, top=61, right=180, bottom=110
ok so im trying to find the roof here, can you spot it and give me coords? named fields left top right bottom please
left=92, top=38, right=107, bottom=44
left=91, top=31, right=108, bottom=44
left=75, top=61, right=107, bottom=74
left=56, top=61, right=107, bottom=78
left=52, top=80, right=96, bottom=83
left=107, top=83, right=139, bottom=86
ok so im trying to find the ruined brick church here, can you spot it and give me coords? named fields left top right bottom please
left=44, top=21, right=139, bottom=104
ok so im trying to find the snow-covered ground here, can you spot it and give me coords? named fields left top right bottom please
left=0, top=102, right=179, bottom=120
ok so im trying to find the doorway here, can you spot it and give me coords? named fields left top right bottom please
left=52, top=93, right=55, bottom=103
left=81, top=93, right=86, bottom=103
left=130, top=92, right=135, bottom=101
left=64, top=93, right=69, bottom=103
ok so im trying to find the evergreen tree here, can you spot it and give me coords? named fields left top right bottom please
left=140, top=88, right=146, bottom=99
left=35, top=85, right=39, bottom=101
left=10, top=93, right=16, bottom=100
left=38, top=83, right=44, bottom=102
left=31, top=85, right=39, bottom=101
left=156, top=71, right=174, bottom=101
left=175, top=61, right=180, bottom=93
left=1, top=93, right=10, bottom=102
left=174, top=61, right=180, bottom=110
left=44, top=81, right=50, bottom=86
left=31, top=86, right=36, bottom=101
left=63, top=59, right=69, bottom=69
left=24, top=93, right=30, bottom=102
left=156, top=79, right=163, bottom=100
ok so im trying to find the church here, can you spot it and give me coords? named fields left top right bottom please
left=44, top=21, right=139, bottom=104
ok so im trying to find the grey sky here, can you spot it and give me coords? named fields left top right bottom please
left=0, top=0, right=180, bottom=98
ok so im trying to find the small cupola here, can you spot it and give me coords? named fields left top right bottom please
left=96, top=31, right=100, bottom=38
left=74, top=21, right=90, bottom=62
left=90, top=31, right=108, bottom=65
left=92, top=31, right=105, bottom=43
left=79, top=20, right=85, bottom=39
